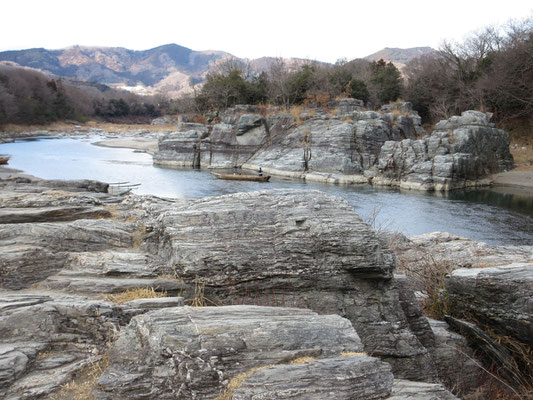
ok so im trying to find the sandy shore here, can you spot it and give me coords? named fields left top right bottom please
left=491, top=170, right=533, bottom=191
left=92, top=138, right=159, bottom=154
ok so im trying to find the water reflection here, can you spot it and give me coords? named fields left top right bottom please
left=1, top=137, right=531, bottom=245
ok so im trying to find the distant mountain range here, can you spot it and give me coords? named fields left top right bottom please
left=364, top=46, right=435, bottom=72
left=0, top=45, right=434, bottom=98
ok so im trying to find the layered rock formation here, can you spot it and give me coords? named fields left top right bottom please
left=141, top=189, right=439, bottom=381
left=445, top=263, right=533, bottom=347
left=0, top=172, right=483, bottom=398
left=376, top=110, right=514, bottom=190
left=152, top=102, right=514, bottom=191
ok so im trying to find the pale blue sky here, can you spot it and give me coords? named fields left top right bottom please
left=2, top=0, right=532, bottom=62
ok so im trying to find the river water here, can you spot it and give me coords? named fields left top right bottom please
left=1, top=136, right=532, bottom=245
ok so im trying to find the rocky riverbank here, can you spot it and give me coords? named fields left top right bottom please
left=1, top=169, right=531, bottom=398
left=153, top=101, right=515, bottom=191
left=2, top=104, right=532, bottom=191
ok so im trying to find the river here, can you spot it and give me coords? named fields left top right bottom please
left=1, top=136, right=532, bottom=245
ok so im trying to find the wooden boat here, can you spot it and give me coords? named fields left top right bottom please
left=108, top=182, right=141, bottom=195
left=0, top=155, right=10, bottom=165
left=211, top=171, right=271, bottom=182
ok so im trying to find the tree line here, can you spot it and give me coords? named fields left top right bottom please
left=195, top=15, right=532, bottom=130
left=193, top=57, right=402, bottom=112
left=404, top=16, right=533, bottom=126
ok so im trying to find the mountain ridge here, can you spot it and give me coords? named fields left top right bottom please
left=0, top=44, right=434, bottom=97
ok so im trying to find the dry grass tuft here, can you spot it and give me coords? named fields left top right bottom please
left=101, top=287, right=167, bottom=304
left=340, top=352, right=368, bottom=357
left=50, top=357, right=109, bottom=400
left=390, top=109, right=411, bottom=117
left=289, top=356, right=316, bottom=364
left=103, top=205, right=118, bottom=220
left=132, top=223, right=146, bottom=248
left=37, top=350, right=57, bottom=360
left=189, top=114, right=207, bottom=124
left=186, top=277, right=218, bottom=307
left=214, top=365, right=274, bottom=400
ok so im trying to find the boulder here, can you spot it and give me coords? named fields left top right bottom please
left=337, top=98, right=365, bottom=116
left=427, top=318, right=483, bottom=394
left=445, top=263, right=533, bottom=347
left=95, top=305, right=366, bottom=399
left=143, top=189, right=438, bottom=382
left=237, top=113, right=263, bottom=135
left=0, top=219, right=134, bottom=289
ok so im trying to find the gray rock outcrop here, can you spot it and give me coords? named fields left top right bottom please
left=95, top=305, right=372, bottom=399
left=142, top=189, right=438, bottom=382
left=152, top=104, right=513, bottom=191
left=376, top=111, right=514, bottom=190
left=0, top=173, right=486, bottom=398
left=445, top=263, right=533, bottom=347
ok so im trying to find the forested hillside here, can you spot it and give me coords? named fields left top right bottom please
left=0, top=65, right=163, bottom=125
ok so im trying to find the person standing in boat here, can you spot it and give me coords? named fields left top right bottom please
left=258, top=167, right=263, bottom=176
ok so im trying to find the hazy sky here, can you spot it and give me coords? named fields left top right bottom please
left=2, top=0, right=532, bottom=63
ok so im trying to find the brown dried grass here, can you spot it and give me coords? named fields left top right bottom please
left=340, top=352, right=368, bottom=357
left=100, top=287, right=167, bottom=304
left=50, top=357, right=109, bottom=400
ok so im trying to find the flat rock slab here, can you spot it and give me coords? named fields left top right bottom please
left=232, top=356, right=393, bottom=399
left=56, top=250, right=169, bottom=278
left=41, top=276, right=186, bottom=294
left=122, top=297, right=184, bottom=309
left=388, top=379, right=458, bottom=399
left=0, top=219, right=134, bottom=289
left=0, top=206, right=111, bottom=223
left=445, top=263, right=533, bottom=346
left=96, top=305, right=364, bottom=399
left=147, top=189, right=395, bottom=283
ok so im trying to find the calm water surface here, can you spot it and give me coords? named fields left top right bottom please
left=1, top=136, right=532, bottom=245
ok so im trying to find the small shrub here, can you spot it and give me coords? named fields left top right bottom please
left=189, top=114, right=207, bottom=124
